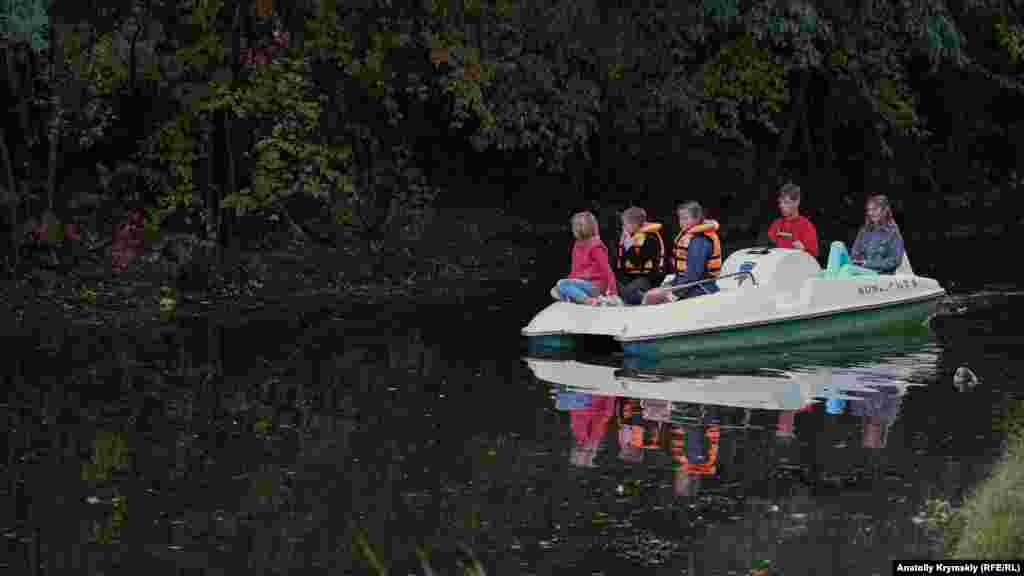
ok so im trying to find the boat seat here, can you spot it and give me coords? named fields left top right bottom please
left=894, top=250, right=914, bottom=275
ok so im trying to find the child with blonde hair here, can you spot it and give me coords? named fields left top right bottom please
left=550, top=211, right=620, bottom=305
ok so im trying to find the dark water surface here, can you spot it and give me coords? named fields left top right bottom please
left=1, top=288, right=1022, bottom=575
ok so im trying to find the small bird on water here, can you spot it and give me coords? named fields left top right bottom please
left=953, top=366, right=981, bottom=392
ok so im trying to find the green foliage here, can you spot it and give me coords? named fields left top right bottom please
left=995, top=398, right=1024, bottom=440
left=253, top=414, right=272, bottom=435
left=202, top=56, right=354, bottom=216
left=79, top=287, right=98, bottom=304
left=703, top=0, right=738, bottom=22
left=131, top=0, right=229, bottom=224
left=174, top=0, right=227, bottom=70
left=0, top=0, right=49, bottom=51
left=353, top=529, right=389, bottom=575
left=793, top=5, right=820, bottom=35
left=829, top=48, right=849, bottom=69
left=81, top=430, right=129, bottom=482
left=699, top=34, right=788, bottom=139
left=940, top=400, right=1024, bottom=555
left=926, top=13, right=964, bottom=63
left=66, top=32, right=127, bottom=97
left=435, top=41, right=496, bottom=134
left=306, top=0, right=354, bottom=66
left=746, top=1, right=830, bottom=68
left=356, top=528, right=488, bottom=576
left=158, top=284, right=176, bottom=317
left=922, top=497, right=966, bottom=553
left=952, top=432, right=1024, bottom=558
left=476, top=47, right=600, bottom=169
left=877, top=77, right=918, bottom=130
left=90, top=491, right=128, bottom=545
left=18, top=0, right=1024, bottom=260
left=144, top=113, right=203, bottom=221
left=994, top=20, right=1024, bottom=64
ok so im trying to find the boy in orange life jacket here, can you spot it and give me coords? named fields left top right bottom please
left=767, top=182, right=819, bottom=258
left=642, top=201, right=721, bottom=305
left=614, top=206, right=667, bottom=305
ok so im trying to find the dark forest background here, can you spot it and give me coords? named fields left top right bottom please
left=1, top=0, right=1022, bottom=288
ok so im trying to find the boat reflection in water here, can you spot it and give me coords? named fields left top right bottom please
left=527, top=325, right=939, bottom=495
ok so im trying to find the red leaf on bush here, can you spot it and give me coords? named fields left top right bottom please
left=110, top=211, right=146, bottom=273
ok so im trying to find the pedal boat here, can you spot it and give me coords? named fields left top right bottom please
left=522, top=246, right=946, bottom=358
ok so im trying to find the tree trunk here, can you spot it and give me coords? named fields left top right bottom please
left=288, top=0, right=305, bottom=53
left=369, top=143, right=394, bottom=242
left=0, top=128, right=19, bottom=275
left=861, top=119, right=874, bottom=194
left=46, top=96, right=60, bottom=212
left=46, top=16, right=68, bottom=212
left=204, top=125, right=220, bottom=259
left=800, top=79, right=814, bottom=175
left=822, top=77, right=834, bottom=173
left=859, top=0, right=873, bottom=25
left=129, top=22, right=142, bottom=94
left=230, top=0, right=242, bottom=82
left=239, top=0, right=254, bottom=84
left=216, top=0, right=244, bottom=258
left=222, top=111, right=238, bottom=253
left=352, top=133, right=378, bottom=253
left=740, top=69, right=811, bottom=230
left=598, top=75, right=613, bottom=205
left=6, top=46, right=31, bottom=147
left=477, top=0, right=485, bottom=54
left=773, top=70, right=809, bottom=177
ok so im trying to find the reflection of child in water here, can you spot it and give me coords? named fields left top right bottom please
left=614, top=398, right=723, bottom=496
left=617, top=425, right=645, bottom=464
left=568, top=394, right=615, bottom=467
left=670, top=422, right=721, bottom=496
left=776, top=402, right=816, bottom=443
left=845, top=384, right=901, bottom=449
left=616, top=398, right=669, bottom=463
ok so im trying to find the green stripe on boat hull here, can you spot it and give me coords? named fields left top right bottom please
left=527, top=334, right=579, bottom=352
left=621, top=296, right=942, bottom=358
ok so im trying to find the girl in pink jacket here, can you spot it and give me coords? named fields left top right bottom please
left=551, top=211, right=619, bottom=305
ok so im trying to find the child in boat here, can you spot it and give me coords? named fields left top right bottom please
left=818, top=194, right=906, bottom=277
left=850, top=194, right=905, bottom=274
left=614, top=206, right=667, bottom=305
left=550, top=211, right=621, bottom=305
left=642, top=201, right=721, bottom=305
left=767, top=181, right=819, bottom=258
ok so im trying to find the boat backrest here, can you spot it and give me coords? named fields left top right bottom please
left=894, top=250, right=914, bottom=275
left=719, top=247, right=822, bottom=293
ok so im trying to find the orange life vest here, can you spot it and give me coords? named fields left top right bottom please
left=672, top=219, right=722, bottom=279
left=669, top=425, right=721, bottom=476
left=625, top=422, right=664, bottom=450
left=619, top=398, right=638, bottom=420
left=617, top=222, right=666, bottom=275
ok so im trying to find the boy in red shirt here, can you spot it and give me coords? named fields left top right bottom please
left=767, top=182, right=819, bottom=258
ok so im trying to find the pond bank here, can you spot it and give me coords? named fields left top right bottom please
left=1, top=208, right=560, bottom=332
left=935, top=421, right=1024, bottom=558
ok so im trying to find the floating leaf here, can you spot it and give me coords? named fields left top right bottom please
left=430, top=46, right=450, bottom=66
left=255, top=0, right=274, bottom=19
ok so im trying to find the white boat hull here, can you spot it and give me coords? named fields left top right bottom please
left=523, top=247, right=946, bottom=357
